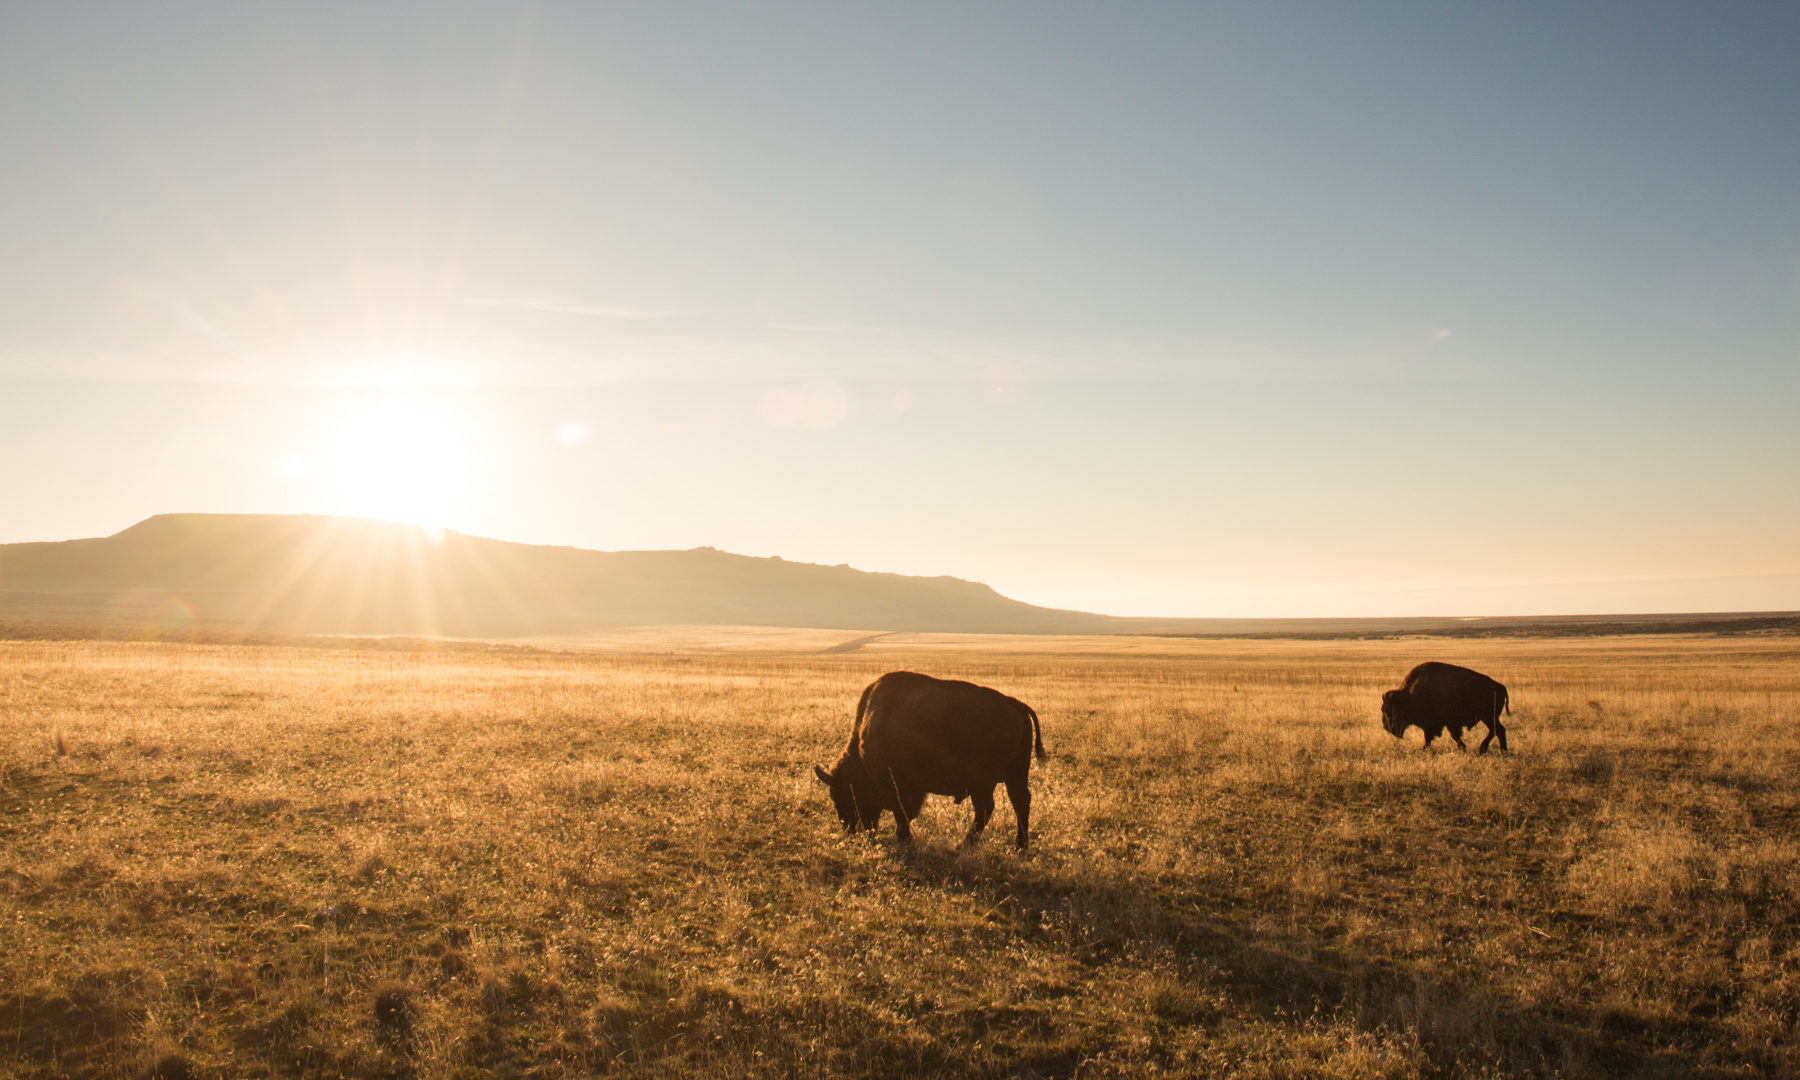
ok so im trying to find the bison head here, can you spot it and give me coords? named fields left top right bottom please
left=1380, top=689, right=1408, bottom=738
left=813, top=761, right=880, bottom=832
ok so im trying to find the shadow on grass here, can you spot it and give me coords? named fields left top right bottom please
left=886, top=842, right=1744, bottom=1080
left=0, top=988, right=136, bottom=1078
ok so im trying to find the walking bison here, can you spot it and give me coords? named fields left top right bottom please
left=1381, top=661, right=1511, bottom=753
left=813, top=671, right=1046, bottom=850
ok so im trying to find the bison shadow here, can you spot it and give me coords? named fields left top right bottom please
left=881, top=843, right=1738, bottom=1079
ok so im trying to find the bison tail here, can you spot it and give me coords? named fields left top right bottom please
left=1500, top=687, right=1511, bottom=716
left=1028, top=705, right=1046, bottom=763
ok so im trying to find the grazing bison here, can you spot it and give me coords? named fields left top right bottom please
left=813, top=671, right=1046, bottom=850
left=1381, top=661, right=1510, bottom=752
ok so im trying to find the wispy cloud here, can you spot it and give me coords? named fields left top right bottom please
left=0, top=294, right=1466, bottom=391
left=456, top=296, right=714, bottom=320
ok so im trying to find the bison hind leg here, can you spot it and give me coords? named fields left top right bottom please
left=1006, top=776, right=1032, bottom=851
left=1447, top=726, right=1468, bottom=751
left=1480, top=720, right=1509, bottom=754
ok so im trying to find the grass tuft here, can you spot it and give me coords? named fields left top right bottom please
left=371, top=980, right=415, bottom=1053
left=136, top=1053, right=195, bottom=1080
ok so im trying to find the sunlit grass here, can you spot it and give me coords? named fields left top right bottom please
left=2, top=633, right=1797, bottom=1077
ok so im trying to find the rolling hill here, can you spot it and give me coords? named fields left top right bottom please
left=0, top=514, right=1120, bottom=638
left=3, top=514, right=1792, bottom=642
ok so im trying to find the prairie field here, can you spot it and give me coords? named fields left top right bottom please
left=2, top=631, right=1798, bottom=1079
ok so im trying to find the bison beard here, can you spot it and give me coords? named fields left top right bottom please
left=814, top=671, right=1046, bottom=850
left=1381, top=661, right=1511, bottom=753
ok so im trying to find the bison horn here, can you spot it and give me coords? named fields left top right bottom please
left=813, top=764, right=833, bottom=785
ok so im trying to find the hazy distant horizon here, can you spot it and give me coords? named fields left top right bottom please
left=6, top=510, right=1797, bottom=623
left=3, top=5, right=1796, bottom=618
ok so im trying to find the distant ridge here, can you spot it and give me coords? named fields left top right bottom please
left=2, top=515, right=1793, bottom=642
left=0, top=514, right=1116, bottom=637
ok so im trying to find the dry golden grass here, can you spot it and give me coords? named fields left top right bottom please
left=2, top=631, right=1798, bottom=1078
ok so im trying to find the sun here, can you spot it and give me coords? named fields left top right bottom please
left=295, top=389, right=477, bottom=529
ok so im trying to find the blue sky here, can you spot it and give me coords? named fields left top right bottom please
left=1, top=3, right=1796, bottom=616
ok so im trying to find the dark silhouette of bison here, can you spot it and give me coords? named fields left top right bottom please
left=814, top=671, right=1045, bottom=850
left=1381, top=662, right=1511, bottom=752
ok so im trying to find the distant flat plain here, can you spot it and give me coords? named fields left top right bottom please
left=3, top=629, right=1797, bottom=1078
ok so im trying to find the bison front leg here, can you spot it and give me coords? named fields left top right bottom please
left=1447, top=726, right=1469, bottom=751
left=891, top=777, right=926, bottom=845
left=961, top=786, right=996, bottom=847
left=1006, top=776, right=1032, bottom=851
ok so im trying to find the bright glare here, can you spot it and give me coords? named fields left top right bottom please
left=303, top=391, right=475, bottom=528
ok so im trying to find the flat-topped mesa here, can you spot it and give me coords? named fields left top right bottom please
left=0, top=513, right=1111, bottom=637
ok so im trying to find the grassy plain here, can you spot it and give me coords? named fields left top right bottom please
left=2, top=630, right=1798, bottom=1078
